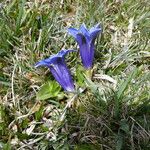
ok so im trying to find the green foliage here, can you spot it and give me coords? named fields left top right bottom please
left=75, top=144, right=101, bottom=150
left=117, top=68, right=138, bottom=100
left=0, top=0, right=149, bottom=149
left=36, top=81, right=64, bottom=101
left=2, top=142, right=11, bottom=150
left=114, top=68, right=138, bottom=118
left=75, top=65, right=85, bottom=87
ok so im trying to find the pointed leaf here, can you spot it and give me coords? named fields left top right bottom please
left=36, top=81, right=62, bottom=101
left=117, top=68, right=138, bottom=100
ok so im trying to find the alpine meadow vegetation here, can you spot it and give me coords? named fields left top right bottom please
left=0, top=0, right=150, bottom=149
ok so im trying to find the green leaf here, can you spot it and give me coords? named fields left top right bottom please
left=114, top=68, right=138, bottom=118
left=84, top=76, right=98, bottom=93
left=75, top=144, right=100, bottom=150
left=116, top=133, right=123, bottom=150
left=35, top=105, right=44, bottom=121
left=76, top=65, right=85, bottom=86
left=36, top=81, right=62, bottom=101
left=117, top=68, right=138, bottom=100
left=16, top=0, right=25, bottom=32
left=2, top=142, right=11, bottom=150
left=120, top=119, right=129, bottom=134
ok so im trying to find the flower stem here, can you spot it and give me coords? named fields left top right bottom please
left=60, top=94, right=78, bottom=122
left=85, top=69, right=93, bottom=79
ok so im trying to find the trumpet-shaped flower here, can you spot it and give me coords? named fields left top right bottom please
left=68, top=23, right=102, bottom=69
left=35, top=49, right=76, bottom=92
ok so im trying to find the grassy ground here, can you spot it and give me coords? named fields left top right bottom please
left=0, top=0, right=150, bottom=149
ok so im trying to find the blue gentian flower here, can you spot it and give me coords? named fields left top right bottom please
left=68, top=23, right=102, bottom=69
left=35, top=49, right=76, bottom=92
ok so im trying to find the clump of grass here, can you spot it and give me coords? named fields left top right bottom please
left=67, top=67, right=150, bottom=149
left=0, top=0, right=150, bottom=149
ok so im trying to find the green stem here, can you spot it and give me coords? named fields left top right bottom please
left=85, top=69, right=93, bottom=79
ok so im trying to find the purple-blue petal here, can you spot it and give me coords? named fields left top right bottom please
left=68, top=23, right=102, bottom=69
left=35, top=49, right=76, bottom=68
left=68, top=28, right=79, bottom=38
left=50, top=58, right=75, bottom=92
left=34, top=57, right=55, bottom=68
left=68, top=28, right=83, bottom=44
left=57, top=49, right=77, bottom=57
left=79, top=40, right=95, bottom=69
left=90, top=29, right=101, bottom=39
left=79, top=23, right=90, bottom=41
left=76, top=33, right=87, bottom=46
left=35, top=49, right=76, bottom=92
left=89, top=23, right=101, bottom=32
left=89, top=24, right=102, bottom=40
left=79, top=24, right=89, bottom=36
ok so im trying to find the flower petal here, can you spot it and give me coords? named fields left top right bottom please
left=35, top=57, right=54, bottom=68
left=79, top=23, right=90, bottom=40
left=35, top=49, right=76, bottom=68
left=75, top=33, right=87, bottom=46
left=68, top=23, right=102, bottom=69
left=89, top=23, right=101, bottom=32
left=79, top=38, right=94, bottom=69
left=50, top=58, right=75, bottom=91
left=57, top=49, right=77, bottom=58
left=68, top=28, right=85, bottom=44
left=89, top=24, right=102, bottom=40
left=68, top=28, right=79, bottom=39
left=35, top=49, right=75, bottom=92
